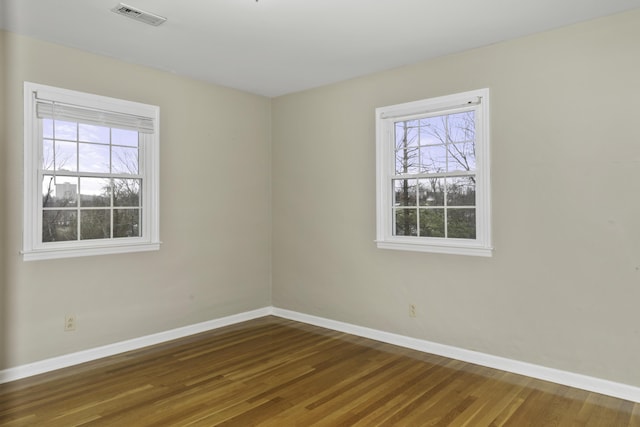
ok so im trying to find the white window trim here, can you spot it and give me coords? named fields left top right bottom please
left=22, top=82, right=161, bottom=261
left=375, top=88, right=492, bottom=257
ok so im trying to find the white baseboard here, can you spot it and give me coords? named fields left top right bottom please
left=2, top=306, right=639, bottom=404
left=0, top=307, right=272, bottom=384
left=272, top=307, right=640, bottom=403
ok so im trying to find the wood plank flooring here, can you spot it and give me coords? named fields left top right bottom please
left=0, top=316, right=638, bottom=426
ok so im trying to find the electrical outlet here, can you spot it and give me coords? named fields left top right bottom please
left=64, top=314, right=76, bottom=332
left=409, top=304, right=416, bottom=318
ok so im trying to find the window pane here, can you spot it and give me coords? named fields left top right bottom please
left=43, top=210, right=77, bottom=242
left=54, top=120, right=77, bottom=140
left=420, top=125, right=444, bottom=147
left=43, top=176, right=77, bottom=208
left=79, top=124, right=110, bottom=144
left=394, top=208, right=417, bottom=236
left=446, top=111, right=475, bottom=143
left=79, top=142, right=110, bottom=173
left=80, top=210, right=111, bottom=240
left=393, top=179, right=417, bottom=206
left=80, top=177, right=111, bottom=207
left=112, top=128, right=139, bottom=147
left=113, top=179, right=141, bottom=207
left=395, top=147, right=419, bottom=175
left=55, top=140, right=78, bottom=172
left=114, top=209, right=140, bottom=238
left=419, top=116, right=446, bottom=145
left=43, top=139, right=54, bottom=170
left=112, top=146, right=139, bottom=174
left=43, top=118, right=54, bottom=139
left=447, top=143, right=475, bottom=173
left=447, top=177, right=476, bottom=206
left=395, top=121, right=420, bottom=174
left=419, top=145, right=447, bottom=173
left=395, top=121, right=419, bottom=149
left=448, top=208, right=476, bottom=239
left=419, top=209, right=445, bottom=237
left=418, top=178, right=445, bottom=206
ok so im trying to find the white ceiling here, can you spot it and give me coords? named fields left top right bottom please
left=2, top=0, right=640, bottom=97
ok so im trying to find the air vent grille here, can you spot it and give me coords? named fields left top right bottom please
left=111, top=3, right=167, bottom=26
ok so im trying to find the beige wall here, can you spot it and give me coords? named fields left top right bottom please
left=1, top=31, right=272, bottom=368
left=272, top=10, right=640, bottom=387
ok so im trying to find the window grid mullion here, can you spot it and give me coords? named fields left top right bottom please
left=110, top=128, right=114, bottom=239
left=46, top=171, right=143, bottom=179
left=444, top=173, right=448, bottom=238
left=394, top=170, right=474, bottom=180
left=77, top=164, right=82, bottom=241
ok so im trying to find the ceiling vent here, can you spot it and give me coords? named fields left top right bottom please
left=111, top=3, right=167, bottom=26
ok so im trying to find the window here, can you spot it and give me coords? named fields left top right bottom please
left=23, top=82, right=160, bottom=261
left=375, top=89, right=491, bottom=256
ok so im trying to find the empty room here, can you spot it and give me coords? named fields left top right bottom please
left=1, top=0, right=640, bottom=425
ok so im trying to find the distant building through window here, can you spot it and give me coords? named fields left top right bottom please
left=56, top=182, right=77, bottom=200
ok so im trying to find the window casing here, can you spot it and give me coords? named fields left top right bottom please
left=375, top=89, right=492, bottom=256
left=23, top=82, right=160, bottom=261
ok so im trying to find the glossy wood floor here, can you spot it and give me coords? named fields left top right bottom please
left=1, top=316, right=638, bottom=426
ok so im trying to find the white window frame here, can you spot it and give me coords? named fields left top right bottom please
left=375, top=88, right=492, bottom=257
left=22, top=82, right=161, bottom=261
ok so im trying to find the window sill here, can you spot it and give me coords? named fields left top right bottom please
left=375, top=239, right=493, bottom=257
left=22, top=242, right=161, bottom=261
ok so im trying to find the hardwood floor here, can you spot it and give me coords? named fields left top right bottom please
left=1, top=316, right=638, bottom=426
